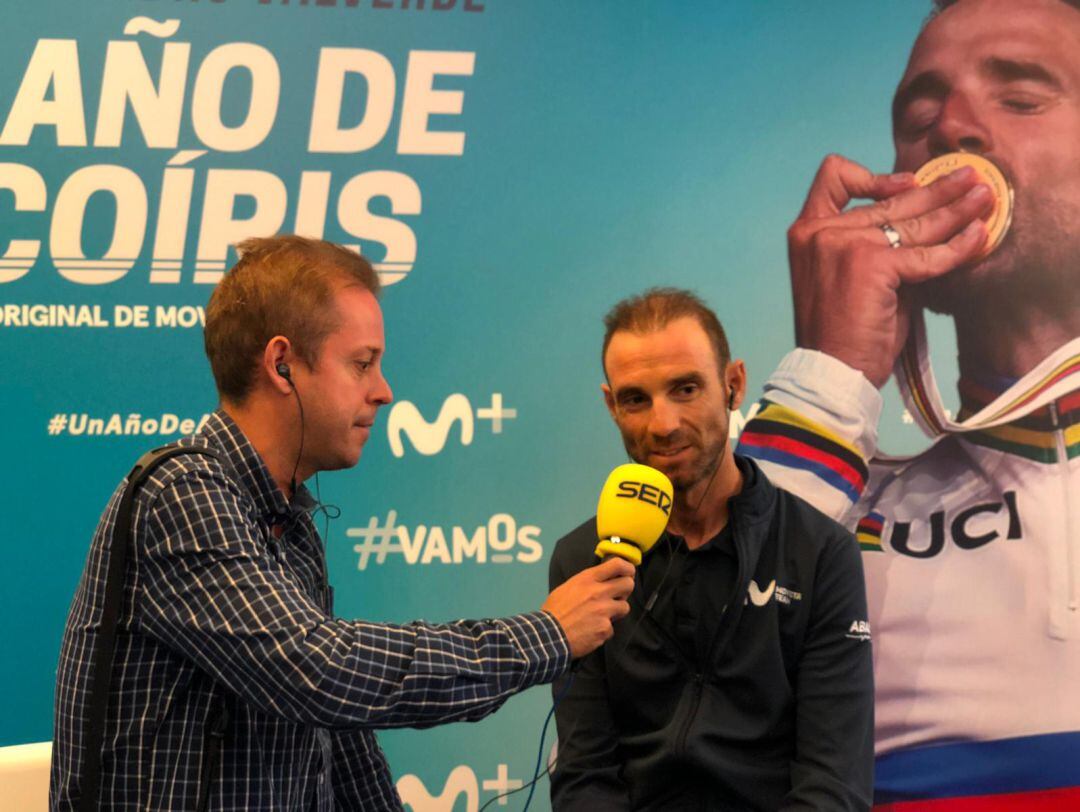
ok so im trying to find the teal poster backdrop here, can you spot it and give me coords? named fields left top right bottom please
left=2, top=2, right=940, bottom=808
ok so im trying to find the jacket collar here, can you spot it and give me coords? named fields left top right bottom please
left=197, top=409, right=315, bottom=522
left=727, top=453, right=777, bottom=531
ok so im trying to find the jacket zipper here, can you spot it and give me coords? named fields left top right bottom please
left=1045, top=402, right=1075, bottom=640
left=675, top=671, right=705, bottom=758
left=630, top=567, right=703, bottom=761
left=1050, top=403, right=1077, bottom=617
left=674, top=511, right=749, bottom=761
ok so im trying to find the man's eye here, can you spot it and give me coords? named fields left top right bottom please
left=898, top=99, right=940, bottom=137
left=355, top=360, right=372, bottom=372
left=1000, top=94, right=1044, bottom=113
left=620, top=396, right=647, bottom=410
left=673, top=384, right=699, bottom=398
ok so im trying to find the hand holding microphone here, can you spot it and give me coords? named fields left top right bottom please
left=542, top=464, right=674, bottom=659
left=542, top=557, right=635, bottom=658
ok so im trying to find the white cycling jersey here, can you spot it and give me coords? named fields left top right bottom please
left=739, top=346, right=1080, bottom=809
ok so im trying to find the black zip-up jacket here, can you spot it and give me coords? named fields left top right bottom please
left=549, top=456, right=873, bottom=811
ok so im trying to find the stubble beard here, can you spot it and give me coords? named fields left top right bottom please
left=921, top=186, right=1080, bottom=322
left=625, top=433, right=727, bottom=496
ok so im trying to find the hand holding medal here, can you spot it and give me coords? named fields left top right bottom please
left=914, top=152, right=1013, bottom=260
left=786, top=152, right=1002, bottom=389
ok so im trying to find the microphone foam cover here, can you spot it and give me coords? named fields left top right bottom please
left=595, top=463, right=674, bottom=565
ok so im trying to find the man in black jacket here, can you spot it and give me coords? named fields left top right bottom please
left=549, top=288, right=874, bottom=811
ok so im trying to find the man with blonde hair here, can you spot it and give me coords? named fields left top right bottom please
left=51, top=235, right=635, bottom=811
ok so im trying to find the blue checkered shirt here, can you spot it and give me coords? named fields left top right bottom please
left=51, top=410, right=570, bottom=810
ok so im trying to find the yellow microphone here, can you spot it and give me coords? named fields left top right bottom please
left=594, top=464, right=674, bottom=566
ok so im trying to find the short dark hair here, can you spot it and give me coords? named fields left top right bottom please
left=602, top=287, right=731, bottom=375
left=204, top=235, right=380, bottom=403
left=931, top=0, right=1080, bottom=12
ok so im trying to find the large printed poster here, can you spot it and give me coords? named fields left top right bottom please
left=3, top=1, right=1077, bottom=809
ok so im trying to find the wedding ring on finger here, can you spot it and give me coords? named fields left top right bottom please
left=880, top=223, right=902, bottom=249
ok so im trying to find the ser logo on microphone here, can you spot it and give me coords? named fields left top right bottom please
left=387, top=392, right=518, bottom=458
left=616, top=480, right=672, bottom=515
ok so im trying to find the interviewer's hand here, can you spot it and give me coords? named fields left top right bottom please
left=542, top=557, right=635, bottom=659
left=788, top=154, right=993, bottom=388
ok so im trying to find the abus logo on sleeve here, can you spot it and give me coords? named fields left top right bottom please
left=846, top=620, right=871, bottom=641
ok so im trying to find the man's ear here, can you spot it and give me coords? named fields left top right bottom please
left=263, top=336, right=294, bottom=395
left=725, top=359, right=748, bottom=411
left=601, top=382, right=617, bottom=420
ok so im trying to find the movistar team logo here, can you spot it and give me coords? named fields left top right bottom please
left=747, top=579, right=776, bottom=607
left=745, top=579, right=802, bottom=607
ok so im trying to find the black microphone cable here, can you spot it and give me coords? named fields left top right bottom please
left=608, top=449, right=719, bottom=662
left=281, top=366, right=341, bottom=525
left=503, top=453, right=721, bottom=807
left=479, top=531, right=678, bottom=810
left=286, top=378, right=304, bottom=499
left=477, top=671, right=580, bottom=812
left=312, top=473, right=342, bottom=536
left=280, top=366, right=341, bottom=612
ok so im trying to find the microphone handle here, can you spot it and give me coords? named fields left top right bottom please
left=594, top=537, right=642, bottom=566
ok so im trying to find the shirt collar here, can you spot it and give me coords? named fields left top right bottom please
left=198, top=409, right=314, bottom=522
left=958, top=374, right=1080, bottom=432
left=663, top=455, right=762, bottom=555
left=666, top=523, right=735, bottom=556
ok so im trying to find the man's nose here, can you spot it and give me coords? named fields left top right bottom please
left=929, top=91, right=994, bottom=157
left=372, top=369, right=393, bottom=406
left=647, top=399, right=680, bottom=438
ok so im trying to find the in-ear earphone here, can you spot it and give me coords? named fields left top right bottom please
left=271, top=355, right=337, bottom=613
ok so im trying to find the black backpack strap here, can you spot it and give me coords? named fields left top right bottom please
left=80, top=444, right=223, bottom=812
left=197, top=697, right=231, bottom=812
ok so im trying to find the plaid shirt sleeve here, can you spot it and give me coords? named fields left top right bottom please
left=330, top=729, right=401, bottom=809
left=135, top=466, right=571, bottom=731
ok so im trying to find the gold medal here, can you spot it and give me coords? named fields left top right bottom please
left=915, top=152, right=1013, bottom=258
